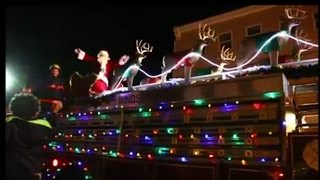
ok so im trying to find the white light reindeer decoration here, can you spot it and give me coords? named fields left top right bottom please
left=110, top=40, right=153, bottom=91
left=160, top=24, right=217, bottom=84
left=211, top=46, right=236, bottom=79
left=236, top=6, right=307, bottom=70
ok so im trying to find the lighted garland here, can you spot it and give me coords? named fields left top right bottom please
left=237, top=64, right=318, bottom=78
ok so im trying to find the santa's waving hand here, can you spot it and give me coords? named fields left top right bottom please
left=118, top=54, right=130, bottom=65
left=75, top=48, right=86, bottom=60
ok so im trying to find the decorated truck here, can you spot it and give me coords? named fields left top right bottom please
left=40, top=6, right=318, bottom=180
left=42, top=66, right=318, bottom=180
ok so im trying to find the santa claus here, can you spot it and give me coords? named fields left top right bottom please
left=74, top=48, right=129, bottom=95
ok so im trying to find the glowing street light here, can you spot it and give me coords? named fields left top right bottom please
left=6, top=70, right=15, bottom=91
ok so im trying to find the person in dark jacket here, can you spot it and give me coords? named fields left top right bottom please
left=26, top=64, right=65, bottom=114
left=6, top=93, right=53, bottom=180
left=45, top=64, right=65, bottom=101
left=40, top=64, right=65, bottom=112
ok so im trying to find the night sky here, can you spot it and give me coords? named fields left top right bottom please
left=6, top=5, right=247, bottom=97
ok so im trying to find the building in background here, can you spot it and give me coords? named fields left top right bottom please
left=172, top=5, right=318, bottom=77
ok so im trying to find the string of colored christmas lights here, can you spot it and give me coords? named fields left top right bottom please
left=48, top=96, right=286, bottom=168
left=42, top=158, right=93, bottom=179
left=46, top=128, right=282, bottom=165
left=61, top=91, right=282, bottom=116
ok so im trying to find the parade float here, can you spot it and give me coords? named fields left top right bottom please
left=42, top=6, right=318, bottom=180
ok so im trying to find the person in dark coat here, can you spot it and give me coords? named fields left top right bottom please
left=6, top=93, right=53, bottom=180
left=44, top=64, right=65, bottom=101
left=40, top=64, right=65, bottom=112
left=27, top=64, right=65, bottom=113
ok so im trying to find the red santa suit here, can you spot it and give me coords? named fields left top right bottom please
left=80, top=54, right=121, bottom=93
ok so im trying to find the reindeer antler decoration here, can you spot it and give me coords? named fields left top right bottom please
left=213, top=46, right=236, bottom=75
left=220, top=46, right=236, bottom=64
left=198, top=24, right=217, bottom=41
left=285, top=5, right=307, bottom=19
left=136, top=39, right=153, bottom=55
left=294, top=28, right=313, bottom=60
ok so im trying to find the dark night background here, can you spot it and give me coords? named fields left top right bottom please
left=6, top=4, right=248, bottom=101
